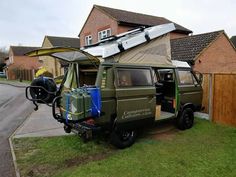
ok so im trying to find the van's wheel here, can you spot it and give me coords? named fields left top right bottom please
left=110, top=128, right=137, bottom=149
left=177, top=108, right=194, bottom=130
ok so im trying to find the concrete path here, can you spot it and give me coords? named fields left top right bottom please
left=14, top=104, right=66, bottom=138
left=0, top=80, right=66, bottom=138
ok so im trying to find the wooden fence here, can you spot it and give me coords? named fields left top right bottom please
left=201, top=74, right=210, bottom=113
left=201, top=73, right=236, bottom=126
left=11, top=69, right=36, bottom=81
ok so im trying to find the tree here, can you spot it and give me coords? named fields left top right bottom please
left=0, top=47, right=8, bottom=71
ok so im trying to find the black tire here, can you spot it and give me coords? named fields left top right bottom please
left=30, top=77, right=57, bottom=103
left=177, top=108, right=194, bottom=130
left=110, top=128, right=137, bottom=149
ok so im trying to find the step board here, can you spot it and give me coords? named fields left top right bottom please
left=155, top=111, right=175, bottom=121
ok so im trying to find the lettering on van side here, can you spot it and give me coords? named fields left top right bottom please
left=122, top=108, right=152, bottom=119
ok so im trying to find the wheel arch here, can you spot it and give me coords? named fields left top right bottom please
left=176, top=103, right=195, bottom=130
left=179, top=103, right=195, bottom=116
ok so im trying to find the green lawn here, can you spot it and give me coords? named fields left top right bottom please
left=13, top=119, right=236, bottom=177
left=0, top=78, right=8, bottom=81
left=0, top=77, right=31, bottom=84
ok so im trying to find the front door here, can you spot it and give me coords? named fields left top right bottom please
left=176, top=69, right=203, bottom=110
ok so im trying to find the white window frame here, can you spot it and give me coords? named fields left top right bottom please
left=85, top=35, right=92, bottom=46
left=98, top=28, right=111, bottom=41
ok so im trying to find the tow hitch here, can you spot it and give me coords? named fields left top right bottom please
left=64, top=122, right=101, bottom=142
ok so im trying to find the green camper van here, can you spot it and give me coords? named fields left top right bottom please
left=25, top=24, right=203, bottom=148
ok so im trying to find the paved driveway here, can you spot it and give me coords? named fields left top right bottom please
left=0, top=84, right=33, bottom=177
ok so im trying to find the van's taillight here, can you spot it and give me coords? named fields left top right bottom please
left=86, top=118, right=95, bottom=125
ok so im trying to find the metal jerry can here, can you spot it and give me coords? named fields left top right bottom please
left=83, top=92, right=92, bottom=118
left=70, top=92, right=85, bottom=120
left=61, top=89, right=93, bottom=122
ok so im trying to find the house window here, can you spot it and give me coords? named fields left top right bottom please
left=85, top=35, right=92, bottom=46
left=98, top=28, right=111, bottom=41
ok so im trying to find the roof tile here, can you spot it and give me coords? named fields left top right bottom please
left=171, top=30, right=223, bottom=62
left=230, top=36, right=236, bottom=48
left=10, top=46, right=39, bottom=56
left=95, top=5, right=192, bottom=34
left=46, top=36, right=80, bottom=48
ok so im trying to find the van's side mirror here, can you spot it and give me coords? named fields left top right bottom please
left=194, top=71, right=203, bottom=85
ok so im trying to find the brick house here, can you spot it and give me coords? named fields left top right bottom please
left=171, top=30, right=236, bottom=73
left=5, top=46, right=41, bottom=80
left=40, top=36, right=80, bottom=77
left=79, top=5, right=192, bottom=47
left=171, top=30, right=236, bottom=126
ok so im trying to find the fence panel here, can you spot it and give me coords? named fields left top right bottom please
left=213, top=73, right=236, bottom=126
left=17, top=69, right=35, bottom=81
left=201, top=74, right=210, bottom=113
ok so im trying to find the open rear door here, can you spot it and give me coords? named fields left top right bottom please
left=26, top=47, right=100, bottom=64
left=25, top=47, right=101, bottom=109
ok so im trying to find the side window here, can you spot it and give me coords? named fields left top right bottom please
left=152, top=69, right=157, bottom=83
left=178, top=70, right=196, bottom=85
left=100, top=67, right=113, bottom=89
left=117, top=68, right=152, bottom=87
left=157, top=69, right=174, bottom=82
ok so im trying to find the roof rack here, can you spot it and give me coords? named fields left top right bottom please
left=83, top=26, right=147, bottom=49
left=83, top=23, right=176, bottom=58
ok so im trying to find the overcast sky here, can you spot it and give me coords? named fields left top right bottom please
left=0, top=0, right=235, bottom=48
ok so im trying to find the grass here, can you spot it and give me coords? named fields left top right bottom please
left=13, top=119, right=236, bottom=177
left=0, top=77, right=31, bottom=84
left=13, top=136, right=112, bottom=177
left=0, top=77, right=8, bottom=81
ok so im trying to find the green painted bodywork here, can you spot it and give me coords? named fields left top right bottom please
left=94, top=64, right=156, bottom=126
left=92, top=63, right=202, bottom=127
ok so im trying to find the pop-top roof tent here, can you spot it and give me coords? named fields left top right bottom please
left=26, top=23, right=189, bottom=68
